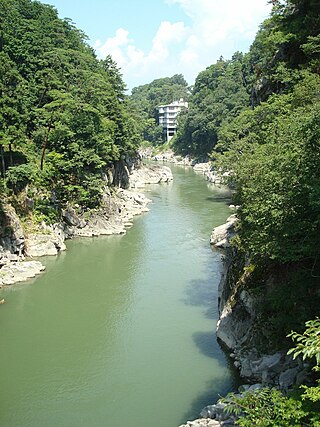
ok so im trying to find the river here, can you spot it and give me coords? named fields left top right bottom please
left=0, top=164, right=237, bottom=427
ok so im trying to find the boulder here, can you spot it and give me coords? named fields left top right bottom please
left=129, top=165, right=173, bottom=188
left=279, top=367, right=300, bottom=389
left=178, top=419, right=223, bottom=427
left=216, top=289, right=256, bottom=350
left=193, top=162, right=211, bottom=173
left=25, top=223, right=66, bottom=257
left=62, top=206, right=86, bottom=228
left=200, top=403, right=229, bottom=421
left=251, top=352, right=283, bottom=374
left=210, top=215, right=238, bottom=248
left=0, top=260, right=45, bottom=286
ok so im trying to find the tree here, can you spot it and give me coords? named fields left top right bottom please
left=173, top=54, right=250, bottom=158
left=0, top=0, right=142, bottom=213
left=129, top=74, right=190, bottom=145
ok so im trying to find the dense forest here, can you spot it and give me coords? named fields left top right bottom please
left=0, top=0, right=142, bottom=221
left=129, top=74, right=189, bottom=146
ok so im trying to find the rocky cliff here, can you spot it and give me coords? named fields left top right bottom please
left=178, top=216, right=308, bottom=427
left=211, top=218, right=307, bottom=389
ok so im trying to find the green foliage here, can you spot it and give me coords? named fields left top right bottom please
left=173, top=54, right=250, bottom=159
left=0, top=0, right=141, bottom=218
left=129, top=74, right=189, bottom=145
left=222, top=388, right=306, bottom=426
left=217, top=74, right=320, bottom=264
left=5, top=163, right=37, bottom=188
left=288, top=318, right=320, bottom=365
left=287, top=318, right=320, bottom=425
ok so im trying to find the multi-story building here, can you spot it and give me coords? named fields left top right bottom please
left=157, top=99, right=188, bottom=142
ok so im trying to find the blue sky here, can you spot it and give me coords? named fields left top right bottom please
left=47, top=0, right=272, bottom=91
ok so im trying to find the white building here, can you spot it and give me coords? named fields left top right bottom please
left=157, top=99, right=188, bottom=142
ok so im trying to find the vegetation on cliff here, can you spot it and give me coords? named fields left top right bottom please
left=174, top=1, right=320, bottom=422
left=0, top=0, right=141, bottom=220
left=174, top=0, right=320, bottom=337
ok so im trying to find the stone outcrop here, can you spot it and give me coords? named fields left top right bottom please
left=193, top=162, right=211, bottom=173
left=210, top=215, right=238, bottom=249
left=0, top=204, right=25, bottom=259
left=63, top=188, right=151, bottom=238
left=213, top=217, right=306, bottom=391
left=0, top=260, right=45, bottom=286
left=25, top=223, right=66, bottom=257
left=179, top=419, right=227, bottom=427
left=129, top=164, right=173, bottom=188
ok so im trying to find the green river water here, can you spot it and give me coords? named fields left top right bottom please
left=0, top=164, right=238, bottom=427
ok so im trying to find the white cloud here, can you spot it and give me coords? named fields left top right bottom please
left=94, top=0, right=271, bottom=90
left=94, top=28, right=131, bottom=68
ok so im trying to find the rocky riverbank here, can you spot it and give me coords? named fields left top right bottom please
left=178, top=213, right=310, bottom=427
left=212, top=218, right=307, bottom=389
left=139, top=148, right=225, bottom=184
left=0, top=163, right=172, bottom=288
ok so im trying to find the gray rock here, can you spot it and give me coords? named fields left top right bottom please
left=178, top=419, right=222, bottom=427
left=295, top=369, right=309, bottom=386
left=62, top=206, right=86, bottom=228
left=193, top=162, right=211, bottom=173
left=129, top=165, right=173, bottom=188
left=279, top=367, right=300, bottom=389
left=200, top=403, right=228, bottom=421
left=0, top=260, right=45, bottom=286
left=25, top=224, right=66, bottom=257
left=251, top=352, right=283, bottom=374
left=210, top=215, right=238, bottom=248
left=0, top=203, right=25, bottom=256
left=216, top=290, right=255, bottom=351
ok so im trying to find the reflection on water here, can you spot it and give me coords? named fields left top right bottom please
left=0, top=164, right=238, bottom=427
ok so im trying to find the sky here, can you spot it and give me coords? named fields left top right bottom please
left=46, top=0, right=272, bottom=91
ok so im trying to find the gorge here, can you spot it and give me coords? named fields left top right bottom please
left=0, top=164, right=237, bottom=427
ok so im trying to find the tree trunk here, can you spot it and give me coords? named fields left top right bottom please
left=9, top=143, right=13, bottom=167
left=0, top=144, right=6, bottom=178
left=40, top=119, right=53, bottom=171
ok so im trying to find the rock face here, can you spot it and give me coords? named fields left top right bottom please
left=212, top=217, right=305, bottom=390
left=0, top=163, right=171, bottom=288
left=129, top=164, right=173, bottom=188
left=63, top=188, right=151, bottom=238
left=210, top=215, right=238, bottom=248
left=0, top=204, right=25, bottom=259
left=25, top=223, right=66, bottom=257
left=0, top=261, right=45, bottom=286
left=193, top=162, right=211, bottom=173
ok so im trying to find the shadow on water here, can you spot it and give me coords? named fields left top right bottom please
left=193, top=330, right=223, bottom=359
left=179, top=336, right=242, bottom=424
left=206, top=196, right=232, bottom=203
left=180, top=247, right=242, bottom=424
left=179, top=377, right=230, bottom=424
left=182, top=278, right=219, bottom=320
left=180, top=369, right=242, bottom=424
